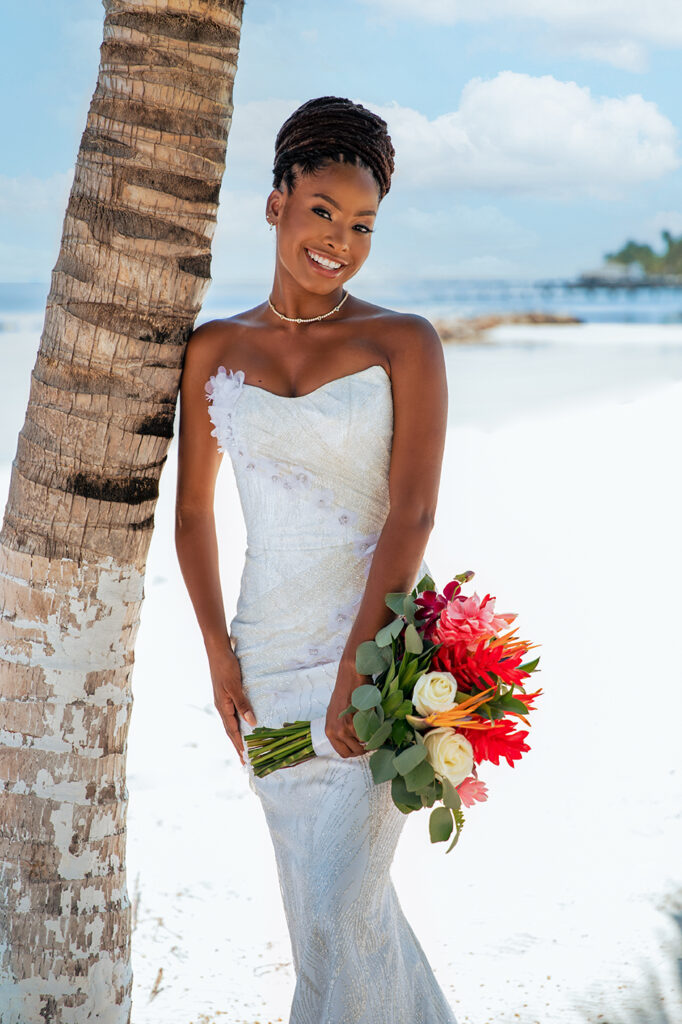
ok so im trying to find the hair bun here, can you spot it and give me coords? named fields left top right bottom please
left=273, top=95, right=395, bottom=200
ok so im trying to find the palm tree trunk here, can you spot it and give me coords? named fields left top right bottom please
left=0, top=1, right=244, bottom=1018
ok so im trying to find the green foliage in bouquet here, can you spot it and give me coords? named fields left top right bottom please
left=339, top=569, right=471, bottom=853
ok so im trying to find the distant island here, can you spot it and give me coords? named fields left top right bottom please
left=606, top=229, right=682, bottom=276
left=574, top=230, right=682, bottom=288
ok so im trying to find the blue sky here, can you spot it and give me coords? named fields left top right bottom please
left=1, top=0, right=681, bottom=286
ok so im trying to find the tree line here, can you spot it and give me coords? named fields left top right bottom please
left=605, top=230, right=682, bottom=276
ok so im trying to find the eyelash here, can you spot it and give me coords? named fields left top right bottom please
left=312, top=207, right=373, bottom=233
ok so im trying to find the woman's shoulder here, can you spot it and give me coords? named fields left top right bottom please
left=358, top=301, right=442, bottom=370
left=183, top=313, right=251, bottom=378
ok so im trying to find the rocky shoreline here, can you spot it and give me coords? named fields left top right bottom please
left=433, top=310, right=582, bottom=344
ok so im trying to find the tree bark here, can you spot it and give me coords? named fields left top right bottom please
left=0, top=1, right=244, bottom=1019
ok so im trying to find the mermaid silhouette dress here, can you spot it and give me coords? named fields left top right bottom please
left=204, top=362, right=458, bottom=1024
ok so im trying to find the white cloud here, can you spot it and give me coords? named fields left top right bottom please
left=570, top=38, right=647, bottom=73
left=359, top=0, right=682, bottom=69
left=367, top=73, right=679, bottom=199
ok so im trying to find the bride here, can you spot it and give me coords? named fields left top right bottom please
left=175, top=95, right=456, bottom=1023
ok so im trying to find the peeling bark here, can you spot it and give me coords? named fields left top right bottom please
left=0, top=1, right=244, bottom=1019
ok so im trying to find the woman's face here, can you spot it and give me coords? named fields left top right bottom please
left=267, top=160, right=380, bottom=294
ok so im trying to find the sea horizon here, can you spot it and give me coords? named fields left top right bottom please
left=2, top=276, right=682, bottom=325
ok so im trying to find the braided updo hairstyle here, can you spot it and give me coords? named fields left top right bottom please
left=272, top=96, right=395, bottom=202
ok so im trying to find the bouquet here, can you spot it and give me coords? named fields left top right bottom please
left=243, top=570, right=542, bottom=852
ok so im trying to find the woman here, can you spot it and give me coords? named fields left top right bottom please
left=175, top=96, right=455, bottom=1023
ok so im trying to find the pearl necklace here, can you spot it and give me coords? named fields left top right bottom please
left=267, top=289, right=350, bottom=324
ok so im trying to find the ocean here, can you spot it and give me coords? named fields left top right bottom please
left=2, top=276, right=682, bottom=324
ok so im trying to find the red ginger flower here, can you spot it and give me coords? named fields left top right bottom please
left=459, top=634, right=532, bottom=690
left=432, top=629, right=537, bottom=694
left=460, top=719, right=530, bottom=767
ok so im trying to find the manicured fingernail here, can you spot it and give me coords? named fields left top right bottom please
left=245, top=711, right=256, bottom=726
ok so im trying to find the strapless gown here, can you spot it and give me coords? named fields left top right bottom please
left=204, top=361, right=458, bottom=1024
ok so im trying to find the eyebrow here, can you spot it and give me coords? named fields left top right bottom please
left=312, top=193, right=377, bottom=217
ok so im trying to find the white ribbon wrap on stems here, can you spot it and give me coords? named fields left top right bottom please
left=310, top=715, right=345, bottom=760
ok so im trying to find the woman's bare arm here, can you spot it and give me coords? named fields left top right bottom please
left=175, top=321, right=257, bottom=763
left=325, top=315, right=448, bottom=756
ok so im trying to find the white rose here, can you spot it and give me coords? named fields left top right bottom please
left=412, top=670, right=458, bottom=716
left=424, top=727, right=474, bottom=788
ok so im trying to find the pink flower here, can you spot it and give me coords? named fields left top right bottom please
left=434, top=592, right=515, bottom=652
left=455, top=776, right=489, bottom=807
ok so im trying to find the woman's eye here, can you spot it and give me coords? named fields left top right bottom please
left=312, top=208, right=372, bottom=234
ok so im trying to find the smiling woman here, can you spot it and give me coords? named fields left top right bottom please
left=175, top=95, right=455, bottom=1023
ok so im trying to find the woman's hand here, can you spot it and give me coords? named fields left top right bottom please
left=207, top=645, right=257, bottom=766
left=325, top=658, right=373, bottom=758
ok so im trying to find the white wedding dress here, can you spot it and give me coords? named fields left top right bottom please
left=205, top=361, right=458, bottom=1024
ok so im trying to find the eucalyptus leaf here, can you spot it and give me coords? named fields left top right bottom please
left=404, top=623, right=423, bottom=654
left=402, top=594, right=418, bottom=625
left=350, top=684, right=383, bottom=711
left=379, top=644, right=394, bottom=666
left=393, top=743, right=428, bottom=775
left=441, top=777, right=462, bottom=811
left=403, top=759, right=435, bottom=793
left=419, top=780, right=439, bottom=807
left=429, top=805, right=454, bottom=843
left=355, top=641, right=386, bottom=676
left=391, top=774, right=422, bottom=810
left=365, top=719, right=393, bottom=751
left=375, top=617, right=404, bottom=648
left=353, top=708, right=380, bottom=742
left=369, top=746, right=398, bottom=783
left=385, top=592, right=408, bottom=614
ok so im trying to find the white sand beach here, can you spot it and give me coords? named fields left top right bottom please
left=1, top=319, right=680, bottom=1024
